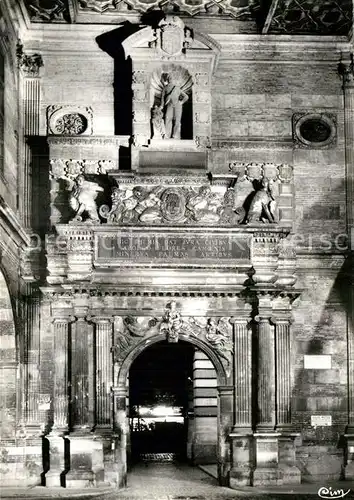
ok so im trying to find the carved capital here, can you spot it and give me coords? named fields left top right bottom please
left=254, top=315, right=271, bottom=324
left=89, top=316, right=114, bottom=325
left=17, top=41, right=43, bottom=77
left=338, top=57, right=354, bottom=89
left=270, top=316, right=294, bottom=326
left=52, top=315, right=75, bottom=325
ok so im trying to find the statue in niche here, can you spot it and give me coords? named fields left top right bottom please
left=68, top=174, right=103, bottom=222
left=244, top=178, right=277, bottom=224
left=151, top=67, right=193, bottom=140
left=161, top=73, right=189, bottom=139
left=186, top=185, right=220, bottom=223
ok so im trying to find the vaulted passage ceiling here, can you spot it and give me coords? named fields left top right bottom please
left=22, top=0, right=352, bottom=36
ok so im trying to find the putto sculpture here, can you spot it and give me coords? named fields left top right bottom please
left=68, top=174, right=103, bottom=223
left=244, top=178, right=277, bottom=224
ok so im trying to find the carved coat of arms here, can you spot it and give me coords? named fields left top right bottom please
left=158, top=16, right=185, bottom=57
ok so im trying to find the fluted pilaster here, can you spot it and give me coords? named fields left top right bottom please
left=232, top=319, right=252, bottom=431
left=342, top=64, right=354, bottom=232
left=255, top=315, right=275, bottom=430
left=25, top=294, right=40, bottom=426
left=52, top=317, right=73, bottom=432
left=18, top=47, right=42, bottom=227
left=93, top=317, right=113, bottom=428
left=71, top=316, right=92, bottom=431
left=272, top=317, right=292, bottom=429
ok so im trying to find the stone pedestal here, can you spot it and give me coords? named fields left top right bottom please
left=217, top=386, right=233, bottom=486
left=45, top=434, right=65, bottom=487
left=229, top=433, right=254, bottom=487
left=344, top=433, right=354, bottom=480
left=278, top=434, right=301, bottom=484
left=65, top=434, right=95, bottom=488
left=113, top=385, right=128, bottom=488
left=253, top=433, right=280, bottom=486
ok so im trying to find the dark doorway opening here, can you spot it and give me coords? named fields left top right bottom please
left=128, top=341, right=194, bottom=463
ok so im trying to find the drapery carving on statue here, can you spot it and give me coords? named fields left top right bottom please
left=112, top=316, right=159, bottom=363
left=68, top=175, right=103, bottom=223
left=205, top=317, right=233, bottom=365
left=150, top=66, right=193, bottom=140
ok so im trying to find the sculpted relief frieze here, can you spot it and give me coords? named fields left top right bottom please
left=111, top=302, right=233, bottom=367
left=97, top=163, right=292, bottom=226
left=49, top=163, right=293, bottom=226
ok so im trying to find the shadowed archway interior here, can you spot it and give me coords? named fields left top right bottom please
left=128, top=340, right=195, bottom=461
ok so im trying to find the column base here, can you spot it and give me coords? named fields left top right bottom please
left=278, top=465, right=301, bottom=485
left=230, top=467, right=253, bottom=487
left=229, top=431, right=253, bottom=487
left=278, top=433, right=301, bottom=485
left=44, top=432, right=67, bottom=487
left=65, top=433, right=96, bottom=488
left=253, top=432, right=280, bottom=486
left=343, top=434, right=354, bottom=480
left=253, top=467, right=280, bottom=486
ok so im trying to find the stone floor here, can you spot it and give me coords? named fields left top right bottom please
left=1, top=462, right=354, bottom=500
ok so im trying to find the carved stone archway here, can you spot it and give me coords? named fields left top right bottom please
left=114, top=332, right=232, bottom=486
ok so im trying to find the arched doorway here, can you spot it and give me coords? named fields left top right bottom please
left=116, top=334, right=231, bottom=487
left=128, top=340, right=195, bottom=462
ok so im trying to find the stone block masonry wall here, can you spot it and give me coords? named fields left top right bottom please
left=0, top=38, right=19, bottom=213
left=291, top=262, right=348, bottom=481
left=39, top=50, right=114, bottom=136
left=190, top=350, right=217, bottom=464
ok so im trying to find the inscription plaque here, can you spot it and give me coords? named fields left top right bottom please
left=311, top=415, right=332, bottom=427
left=95, top=231, right=251, bottom=266
left=304, top=355, right=332, bottom=369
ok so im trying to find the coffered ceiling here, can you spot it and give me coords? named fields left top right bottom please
left=21, top=0, right=352, bottom=36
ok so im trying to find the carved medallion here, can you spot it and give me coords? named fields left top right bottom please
left=54, top=113, right=88, bottom=135
left=160, top=188, right=186, bottom=222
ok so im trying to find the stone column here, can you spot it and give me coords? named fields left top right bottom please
left=25, top=294, right=40, bottom=429
left=66, top=316, right=95, bottom=488
left=272, top=318, right=292, bottom=430
left=272, top=317, right=301, bottom=484
left=229, top=319, right=253, bottom=487
left=17, top=45, right=43, bottom=227
left=255, top=315, right=275, bottom=430
left=253, top=314, right=279, bottom=485
left=217, top=386, right=233, bottom=486
left=70, top=316, right=93, bottom=431
left=93, top=318, right=113, bottom=429
left=112, top=384, right=128, bottom=487
left=46, top=316, right=73, bottom=487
